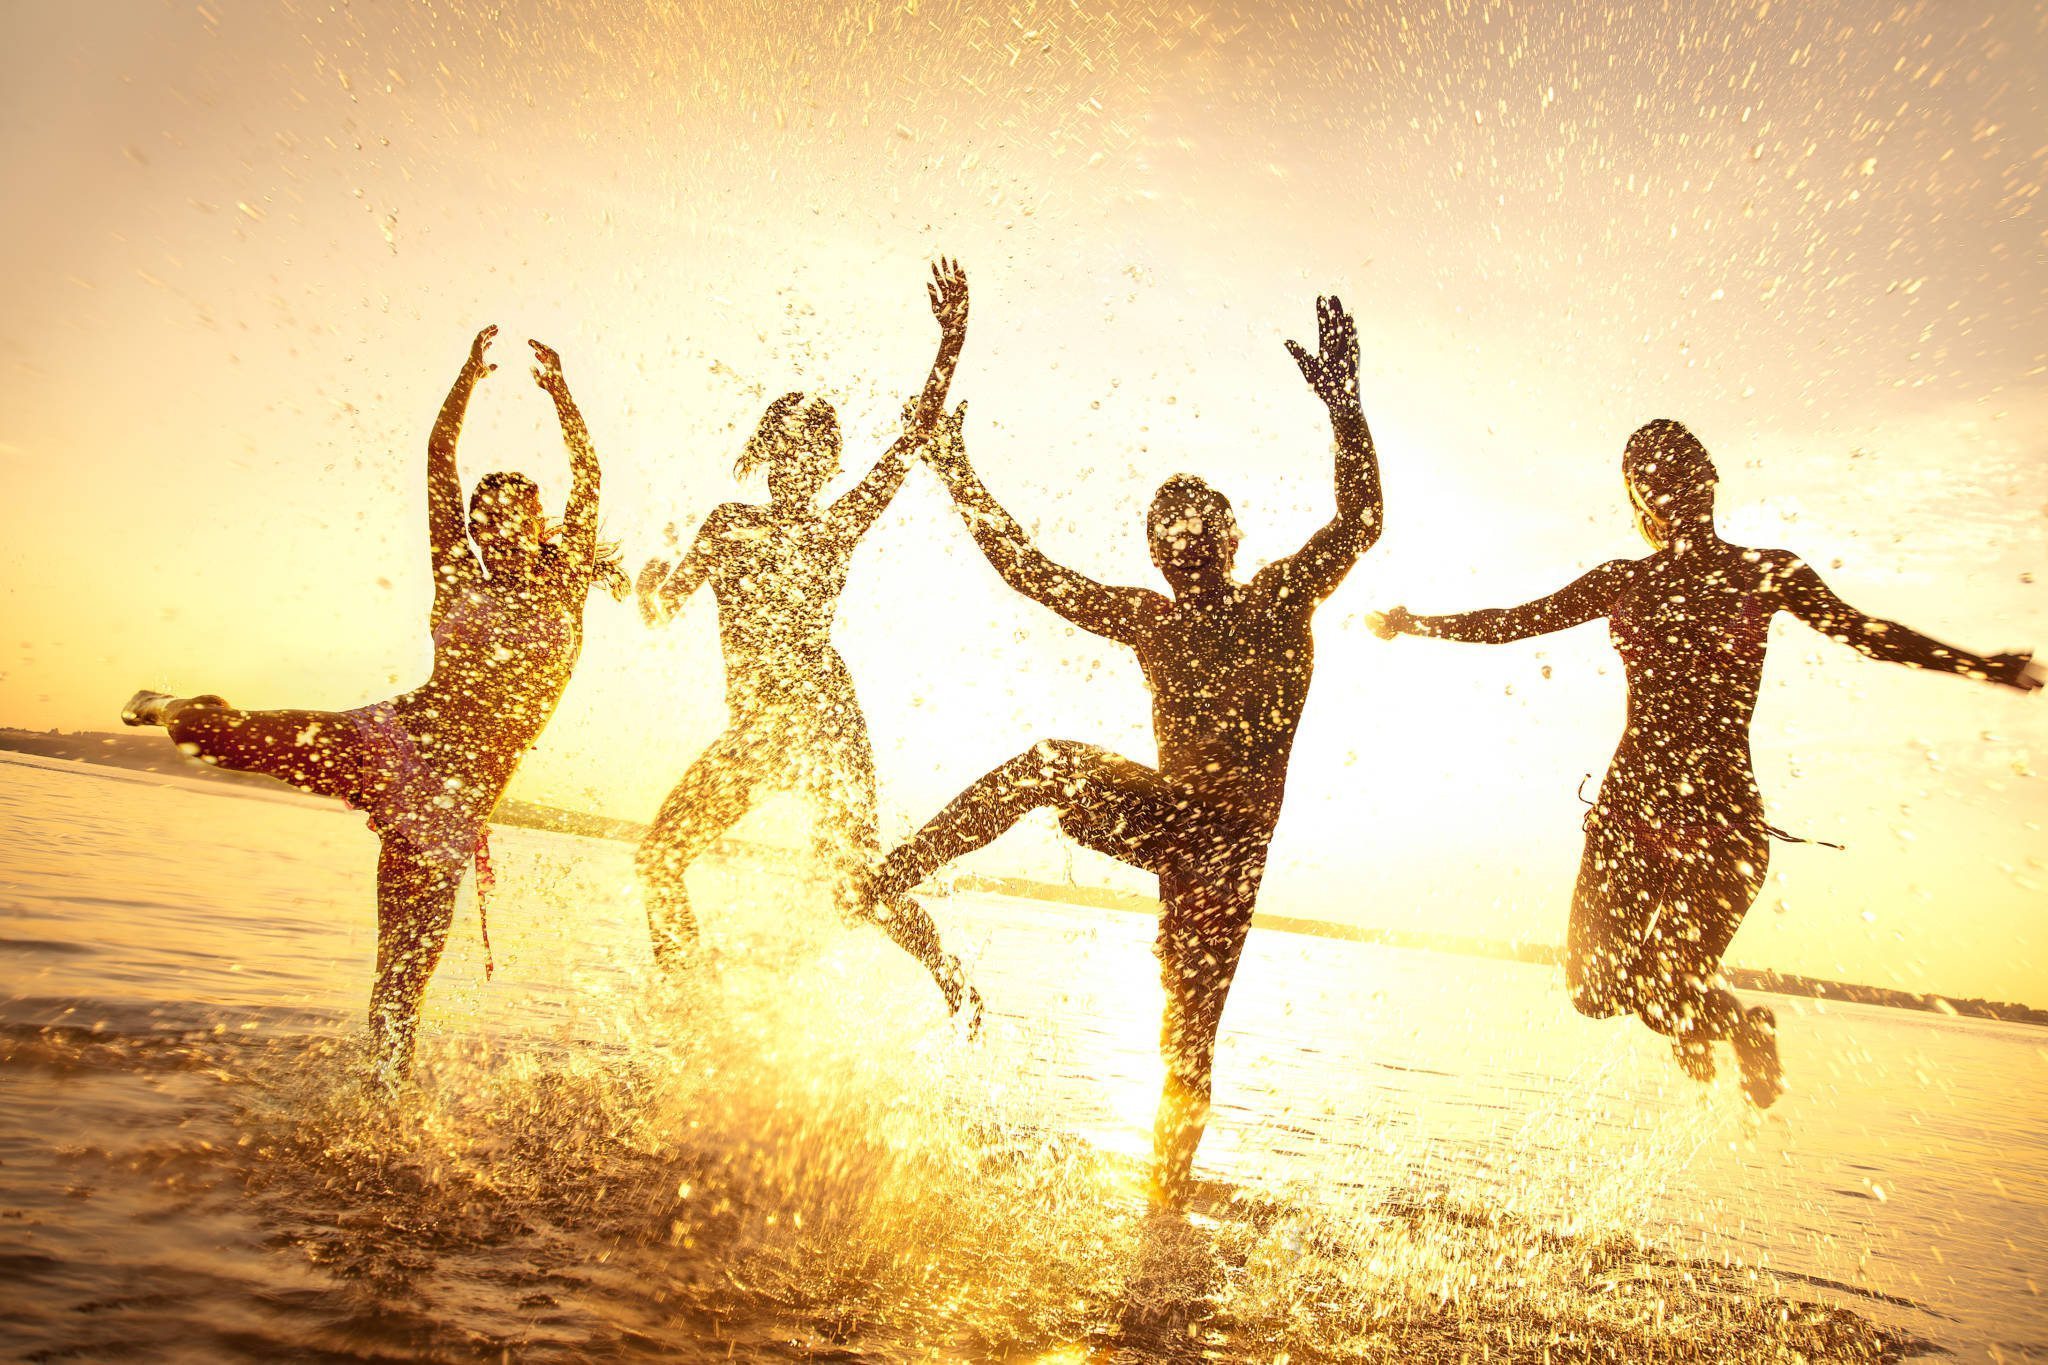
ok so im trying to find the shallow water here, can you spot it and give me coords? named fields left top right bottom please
left=2, top=753, right=2044, bottom=1361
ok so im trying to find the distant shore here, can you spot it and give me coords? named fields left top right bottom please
left=8, top=726, right=2044, bottom=1029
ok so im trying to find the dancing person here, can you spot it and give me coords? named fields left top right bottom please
left=1370, top=419, right=2041, bottom=1105
left=635, top=260, right=980, bottom=1022
left=123, top=327, right=625, bottom=1083
left=861, top=295, right=1382, bottom=1203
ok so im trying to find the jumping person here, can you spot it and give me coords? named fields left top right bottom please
left=1371, top=419, right=2041, bottom=1105
left=123, top=327, right=625, bottom=1083
left=861, top=295, right=1382, bottom=1203
left=635, top=260, right=980, bottom=1022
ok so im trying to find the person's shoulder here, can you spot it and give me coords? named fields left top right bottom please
left=1738, top=546, right=1808, bottom=585
left=705, top=501, right=765, bottom=533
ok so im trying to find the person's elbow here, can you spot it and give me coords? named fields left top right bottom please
left=1337, top=504, right=1382, bottom=556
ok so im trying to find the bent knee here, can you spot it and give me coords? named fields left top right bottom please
left=634, top=830, right=682, bottom=883
left=1011, top=738, right=1098, bottom=784
left=1565, top=951, right=1631, bottom=1020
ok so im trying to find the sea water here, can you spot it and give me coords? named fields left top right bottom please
left=3, top=754, right=2044, bottom=1361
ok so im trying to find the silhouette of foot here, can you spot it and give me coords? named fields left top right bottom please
left=122, top=690, right=227, bottom=727
left=1733, top=1005, right=1783, bottom=1107
left=938, top=953, right=984, bottom=1037
left=1672, top=1036, right=1716, bottom=1083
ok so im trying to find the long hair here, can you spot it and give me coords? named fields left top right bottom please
left=471, top=471, right=628, bottom=600
left=734, top=391, right=808, bottom=482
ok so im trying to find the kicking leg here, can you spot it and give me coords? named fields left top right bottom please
left=635, top=730, right=761, bottom=968
left=145, top=702, right=366, bottom=802
left=870, top=739, right=1179, bottom=901
left=368, top=837, right=462, bottom=1085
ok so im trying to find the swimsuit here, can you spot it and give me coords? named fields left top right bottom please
left=341, top=589, right=575, bottom=977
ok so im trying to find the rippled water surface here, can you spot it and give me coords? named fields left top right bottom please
left=3, top=754, right=2044, bottom=1361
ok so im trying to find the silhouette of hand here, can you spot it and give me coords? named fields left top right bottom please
left=928, top=257, right=969, bottom=338
left=922, top=401, right=970, bottom=477
left=1367, top=606, right=1413, bottom=640
left=636, top=558, right=672, bottom=627
left=1992, top=650, right=2044, bottom=693
left=1285, top=296, right=1359, bottom=410
left=465, top=325, right=498, bottom=378
left=529, top=338, right=565, bottom=394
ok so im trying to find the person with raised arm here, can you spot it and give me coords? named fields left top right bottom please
left=861, top=295, right=1382, bottom=1203
left=123, top=328, right=627, bottom=1083
left=635, top=260, right=981, bottom=1023
left=1371, top=419, right=2041, bottom=1104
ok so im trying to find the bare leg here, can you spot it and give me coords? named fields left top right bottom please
left=869, top=739, right=1180, bottom=901
left=1566, top=819, right=1775, bottom=1096
left=635, top=730, right=763, bottom=967
left=1631, top=832, right=1774, bottom=1102
left=163, top=705, right=365, bottom=802
left=874, top=739, right=1268, bottom=1190
left=369, top=837, right=461, bottom=1085
left=804, top=730, right=975, bottom=1018
left=1563, top=824, right=1647, bottom=1023
left=1150, top=857, right=1262, bottom=1206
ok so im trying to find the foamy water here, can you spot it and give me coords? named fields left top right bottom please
left=3, top=753, right=2043, bottom=1361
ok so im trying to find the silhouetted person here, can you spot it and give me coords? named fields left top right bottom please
left=636, top=260, right=980, bottom=1022
left=123, top=328, right=626, bottom=1082
left=862, top=296, right=1382, bottom=1203
left=1372, top=419, right=2041, bottom=1104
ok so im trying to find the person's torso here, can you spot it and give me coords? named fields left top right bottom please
left=1603, top=546, right=1776, bottom=815
left=1135, top=578, right=1317, bottom=825
left=706, top=507, right=856, bottom=715
left=396, top=567, right=587, bottom=800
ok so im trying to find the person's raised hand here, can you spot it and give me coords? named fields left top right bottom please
left=465, top=325, right=499, bottom=378
left=928, top=257, right=969, bottom=339
left=1284, top=295, right=1359, bottom=410
left=529, top=338, right=565, bottom=395
left=636, top=558, right=672, bottom=627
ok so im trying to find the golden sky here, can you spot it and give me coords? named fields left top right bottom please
left=2, top=0, right=2043, bottom=1001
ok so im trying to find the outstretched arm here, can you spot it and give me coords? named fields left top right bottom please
left=1773, top=555, right=2039, bottom=690
left=636, top=509, right=730, bottom=628
left=428, top=326, right=495, bottom=597
left=1373, top=559, right=1634, bottom=644
left=1264, top=295, right=1383, bottom=603
left=925, top=403, right=1162, bottom=644
left=530, top=339, right=600, bottom=571
left=828, top=259, right=971, bottom=544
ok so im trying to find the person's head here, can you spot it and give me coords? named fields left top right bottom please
left=736, top=391, right=841, bottom=507
left=1622, top=419, right=1718, bottom=550
left=469, top=471, right=546, bottom=577
left=1147, top=474, right=1241, bottom=591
